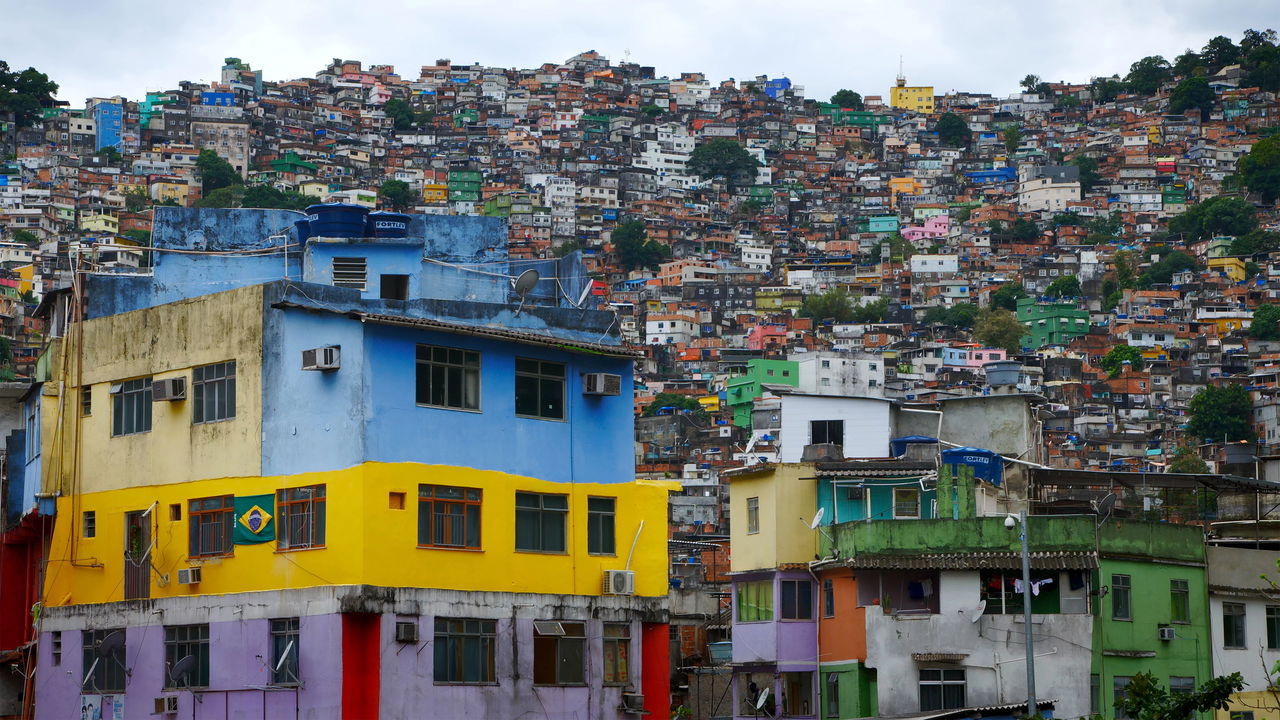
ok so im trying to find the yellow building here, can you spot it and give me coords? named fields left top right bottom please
left=1209, top=256, right=1247, bottom=283
left=424, top=183, right=449, bottom=202
left=890, top=76, right=934, bottom=114
left=79, top=212, right=119, bottom=234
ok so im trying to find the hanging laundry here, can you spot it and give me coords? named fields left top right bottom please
left=921, top=579, right=934, bottom=597
left=1031, top=578, right=1055, bottom=596
left=1013, top=579, right=1024, bottom=594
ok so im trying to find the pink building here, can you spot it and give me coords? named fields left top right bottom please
left=746, top=323, right=788, bottom=350
left=942, top=344, right=1006, bottom=368
left=900, top=215, right=949, bottom=243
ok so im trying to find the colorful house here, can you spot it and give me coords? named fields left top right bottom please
left=30, top=207, right=671, bottom=719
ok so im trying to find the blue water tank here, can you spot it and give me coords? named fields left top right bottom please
left=294, top=218, right=312, bottom=243
left=941, top=447, right=1003, bottom=487
left=365, top=211, right=410, bottom=238
left=306, top=203, right=368, bottom=238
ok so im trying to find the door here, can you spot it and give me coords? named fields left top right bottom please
left=124, top=510, right=150, bottom=600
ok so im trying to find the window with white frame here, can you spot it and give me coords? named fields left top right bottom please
left=918, top=667, right=965, bottom=711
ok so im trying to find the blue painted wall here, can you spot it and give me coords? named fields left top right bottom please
left=4, top=429, right=27, bottom=526
left=93, top=102, right=123, bottom=151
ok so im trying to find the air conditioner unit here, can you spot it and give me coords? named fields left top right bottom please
left=583, top=373, right=622, bottom=396
left=153, top=378, right=186, bottom=402
left=718, top=426, right=733, bottom=438
left=394, top=621, right=419, bottom=644
left=176, top=567, right=202, bottom=585
left=603, top=569, right=635, bottom=595
left=154, top=696, right=179, bottom=714
left=302, top=346, right=341, bottom=371
left=620, top=692, right=645, bottom=713
left=1158, top=626, right=1175, bottom=641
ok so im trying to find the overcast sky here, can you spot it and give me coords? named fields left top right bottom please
left=5, top=0, right=1277, bottom=107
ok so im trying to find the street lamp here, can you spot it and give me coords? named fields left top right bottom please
left=1005, top=511, right=1036, bottom=717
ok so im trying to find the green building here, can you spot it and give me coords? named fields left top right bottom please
left=1016, top=297, right=1090, bottom=349
left=724, top=359, right=798, bottom=428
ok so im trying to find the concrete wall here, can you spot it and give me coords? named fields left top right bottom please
left=1206, top=546, right=1280, bottom=713
left=777, top=395, right=892, bottom=462
left=939, top=395, right=1036, bottom=460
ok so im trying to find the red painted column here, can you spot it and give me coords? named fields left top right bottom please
left=341, top=613, right=380, bottom=719
left=641, top=622, right=671, bottom=720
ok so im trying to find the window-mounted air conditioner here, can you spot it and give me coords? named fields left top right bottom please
left=302, top=346, right=341, bottom=371
left=394, top=621, right=419, bottom=644
left=153, top=378, right=186, bottom=402
left=154, top=696, right=179, bottom=714
left=176, top=567, right=202, bottom=585
left=583, top=373, right=622, bottom=396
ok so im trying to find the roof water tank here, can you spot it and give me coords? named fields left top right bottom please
left=294, top=218, right=312, bottom=243
left=984, top=360, right=1022, bottom=386
left=365, top=211, right=411, bottom=239
left=306, top=203, right=368, bottom=239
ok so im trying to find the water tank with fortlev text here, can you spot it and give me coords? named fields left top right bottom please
left=306, top=203, right=369, bottom=239
left=365, top=211, right=410, bottom=239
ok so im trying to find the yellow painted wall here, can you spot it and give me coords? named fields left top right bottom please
left=890, top=86, right=934, bottom=114
left=728, top=464, right=818, bottom=573
left=43, top=462, right=673, bottom=607
left=1209, top=257, right=1246, bottom=283
left=41, top=284, right=264, bottom=498
left=81, top=214, right=119, bottom=233
left=1216, top=692, right=1278, bottom=720
left=14, top=264, right=33, bottom=294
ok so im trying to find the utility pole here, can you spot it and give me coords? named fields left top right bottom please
left=1019, top=509, right=1036, bottom=716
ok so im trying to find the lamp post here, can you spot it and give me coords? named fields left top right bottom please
left=1007, top=511, right=1036, bottom=717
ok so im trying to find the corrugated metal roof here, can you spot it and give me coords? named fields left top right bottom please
left=830, top=550, right=1097, bottom=570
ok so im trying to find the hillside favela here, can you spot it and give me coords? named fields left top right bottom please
left=6, top=15, right=1280, bottom=720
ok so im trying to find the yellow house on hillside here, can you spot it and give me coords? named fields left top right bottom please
left=890, top=76, right=934, bottom=114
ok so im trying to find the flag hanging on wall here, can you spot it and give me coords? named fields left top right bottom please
left=233, top=494, right=275, bottom=544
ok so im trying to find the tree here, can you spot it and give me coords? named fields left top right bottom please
left=11, top=229, right=39, bottom=246
left=639, top=104, right=663, bottom=118
left=196, top=149, right=242, bottom=194
left=1126, top=56, right=1172, bottom=95
left=1051, top=211, right=1083, bottom=227
left=1100, top=345, right=1145, bottom=376
left=1168, top=196, right=1257, bottom=240
left=196, top=185, right=244, bottom=208
left=1113, top=671, right=1242, bottom=720
left=642, top=393, right=706, bottom=417
left=1020, top=74, right=1041, bottom=93
left=1011, top=218, right=1039, bottom=241
left=1169, top=76, right=1216, bottom=119
left=0, top=62, right=59, bottom=128
left=1168, top=445, right=1210, bottom=474
left=799, top=288, right=856, bottom=323
left=1238, top=134, right=1280, bottom=204
left=830, top=89, right=863, bottom=110
left=687, top=139, right=760, bottom=189
left=241, top=184, right=310, bottom=210
left=973, top=308, right=1026, bottom=353
left=990, top=283, right=1028, bottom=311
left=1044, top=274, right=1082, bottom=298
left=1173, top=49, right=1205, bottom=77
left=1090, top=76, right=1126, bottom=104
left=1002, top=126, right=1023, bottom=155
left=1187, top=385, right=1255, bottom=443
left=1251, top=304, right=1280, bottom=341
left=1140, top=249, right=1198, bottom=286
left=100, top=146, right=122, bottom=164
left=383, top=98, right=416, bottom=131
left=851, top=297, right=888, bottom=323
left=123, top=187, right=149, bottom=212
left=1070, top=155, right=1101, bottom=193
left=1232, top=230, right=1280, bottom=255
left=923, top=302, right=978, bottom=328
left=1202, top=35, right=1242, bottom=71
left=379, top=179, right=414, bottom=211
left=552, top=239, right=584, bottom=258
left=935, top=113, right=970, bottom=148
left=611, top=220, right=670, bottom=271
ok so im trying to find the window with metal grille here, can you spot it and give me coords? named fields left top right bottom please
left=434, top=618, right=496, bottom=683
left=81, top=385, right=92, bottom=417
left=587, top=497, right=615, bottom=555
left=603, top=623, right=630, bottom=685
left=81, top=629, right=126, bottom=693
left=164, top=624, right=210, bottom=689
left=111, top=378, right=152, bottom=436
left=894, top=487, right=921, bottom=519
left=277, top=485, right=326, bottom=550
left=188, top=495, right=234, bottom=557
left=193, top=361, right=236, bottom=423
left=332, top=257, right=367, bottom=290
left=415, top=345, right=480, bottom=410
left=418, top=485, right=481, bottom=549
left=270, top=618, right=300, bottom=686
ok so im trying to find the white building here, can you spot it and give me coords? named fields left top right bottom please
left=751, top=390, right=893, bottom=463
left=790, top=350, right=886, bottom=398
left=645, top=314, right=698, bottom=345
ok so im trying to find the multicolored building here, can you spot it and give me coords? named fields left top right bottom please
left=26, top=207, right=671, bottom=719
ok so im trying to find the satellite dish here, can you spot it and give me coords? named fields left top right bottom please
left=1092, top=493, right=1118, bottom=526
left=96, top=630, right=124, bottom=657
left=809, top=507, right=826, bottom=529
left=513, top=269, right=540, bottom=297
left=576, top=281, right=594, bottom=308
left=970, top=600, right=987, bottom=622
left=755, top=687, right=771, bottom=710
left=169, top=654, right=198, bottom=688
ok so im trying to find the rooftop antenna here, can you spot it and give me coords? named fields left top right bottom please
left=897, top=56, right=906, bottom=87
left=1091, top=492, right=1117, bottom=528
left=511, top=268, right=540, bottom=317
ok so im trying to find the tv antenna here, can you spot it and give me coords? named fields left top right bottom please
left=511, top=268, right=540, bottom=316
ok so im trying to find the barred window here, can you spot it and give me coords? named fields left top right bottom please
left=419, top=485, right=481, bottom=549
left=277, top=485, right=326, bottom=550
left=188, top=495, right=234, bottom=557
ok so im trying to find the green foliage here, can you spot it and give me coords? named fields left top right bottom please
left=1051, top=211, right=1083, bottom=227
left=643, top=393, right=706, bottom=416
left=830, top=89, right=863, bottom=110
left=1169, top=76, right=1216, bottom=119
left=196, top=149, right=242, bottom=194
left=1187, top=385, right=1255, bottom=442
left=1045, top=274, right=1082, bottom=298
left=1002, top=126, right=1023, bottom=155
left=1140, top=249, right=1198, bottom=286
left=1173, top=49, right=1204, bottom=77
left=383, top=98, right=416, bottom=131
left=1113, top=671, right=1242, bottom=720
left=1251, top=304, right=1280, bottom=340
left=935, top=113, right=970, bottom=148
left=800, top=287, right=855, bottom=322
left=123, top=187, right=149, bottom=213
left=1168, top=196, right=1257, bottom=240
left=639, top=104, right=664, bottom=118
left=100, top=146, right=122, bottom=164
left=379, top=179, right=414, bottom=211
left=1090, top=76, right=1126, bottom=104
left=1011, top=218, right=1039, bottom=241
left=922, top=302, right=978, bottom=328
left=952, top=207, right=972, bottom=223
left=1088, top=211, right=1123, bottom=237
left=973, top=308, right=1026, bottom=354
left=1202, top=36, right=1242, bottom=70
left=1126, top=56, right=1172, bottom=94
left=11, top=229, right=38, bottom=246
left=687, top=139, right=761, bottom=188
left=552, top=239, right=584, bottom=258
left=1100, top=345, right=1144, bottom=376
left=121, top=229, right=151, bottom=247
left=1070, top=155, right=1102, bottom=193
left=1020, top=74, right=1050, bottom=95
left=195, top=185, right=244, bottom=208
left=1238, top=133, right=1280, bottom=204
left=1232, top=229, right=1280, bottom=255
left=0, top=61, right=59, bottom=128
left=612, top=220, right=670, bottom=270
left=852, top=297, right=889, bottom=323
left=241, top=184, right=311, bottom=210
left=990, top=283, right=1028, bottom=311
left=1169, top=445, right=1210, bottom=474
left=1058, top=94, right=1081, bottom=108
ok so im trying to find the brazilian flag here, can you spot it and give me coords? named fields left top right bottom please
left=234, top=494, right=275, bottom=544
